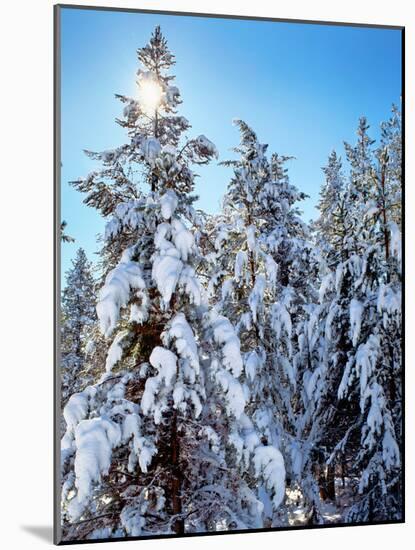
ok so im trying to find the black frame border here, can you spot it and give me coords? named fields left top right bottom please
left=53, top=3, right=405, bottom=545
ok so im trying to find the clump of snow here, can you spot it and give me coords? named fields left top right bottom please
left=194, top=134, right=219, bottom=160
left=249, top=276, right=266, bottom=323
left=164, top=85, right=180, bottom=107
left=105, top=330, right=128, bottom=372
left=364, top=382, right=383, bottom=440
left=253, top=445, right=286, bottom=509
left=221, top=278, right=233, bottom=301
left=97, top=254, right=146, bottom=337
left=271, top=303, right=292, bottom=340
left=152, top=238, right=182, bottom=306
left=389, top=221, right=401, bottom=264
left=68, top=417, right=122, bottom=520
left=306, top=304, right=321, bottom=352
left=245, top=350, right=264, bottom=381
left=167, top=313, right=199, bottom=372
left=178, top=265, right=202, bottom=306
left=246, top=225, right=256, bottom=252
left=356, top=334, right=380, bottom=408
left=319, top=272, right=334, bottom=303
left=265, top=255, right=278, bottom=287
left=144, top=314, right=204, bottom=420
left=141, top=347, right=178, bottom=424
left=229, top=430, right=245, bottom=465
left=120, top=504, right=145, bottom=537
left=305, top=366, right=322, bottom=401
left=141, top=137, right=161, bottom=165
left=377, top=284, right=401, bottom=317
left=129, top=290, right=150, bottom=325
left=324, top=303, right=337, bottom=342
left=335, top=263, right=344, bottom=292
left=382, top=425, right=400, bottom=470
left=104, top=199, right=144, bottom=241
left=172, top=219, right=194, bottom=261
left=235, top=250, right=247, bottom=282
left=338, top=334, right=380, bottom=404
left=337, top=356, right=354, bottom=400
left=122, top=413, right=156, bottom=473
left=63, top=387, right=96, bottom=433
left=349, top=299, right=364, bottom=346
left=290, top=443, right=304, bottom=478
left=211, top=314, right=243, bottom=377
left=160, top=190, right=178, bottom=220
left=238, top=413, right=261, bottom=454
left=141, top=377, right=161, bottom=422
left=152, top=221, right=201, bottom=307
left=149, top=347, right=177, bottom=386
left=216, top=369, right=245, bottom=419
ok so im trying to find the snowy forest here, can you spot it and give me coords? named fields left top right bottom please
left=59, top=26, right=402, bottom=542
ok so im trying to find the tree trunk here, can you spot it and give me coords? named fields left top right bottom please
left=341, top=459, right=346, bottom=488
left=171, top=410, right=184, bottom=534
left=317, top=451, right=328, bottom=501
left=326, top=463, right=336, bottom=501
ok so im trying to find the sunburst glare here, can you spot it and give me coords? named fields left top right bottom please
left=138, top=78, right=163, bottom=116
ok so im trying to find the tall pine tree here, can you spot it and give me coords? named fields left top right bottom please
left=61, top=28, right=278, bottom=541
left=61, top=248, right=96, bottom=403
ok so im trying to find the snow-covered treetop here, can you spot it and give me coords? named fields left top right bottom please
left=62, top=248, right=96, bottom=313
left=344, top=117, right=375, bottom=204
left=313, top=150, right=347, bottom=259
left=71, top=26, right=218, bottom=219
left=137, top=26, right=175, bottom=78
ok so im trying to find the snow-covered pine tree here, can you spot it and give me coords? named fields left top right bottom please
left=310, top=111, right=402, bottom=522
left=61, top=28, right=267, bottom=541
left=207, top=120, right=326, bottom=526
left=314, top=150, right=347, bottom=261
left=342, top=116, right=377, bottom=255
left=61, top=248, right=96, bottom=402
left=337, top=111, right=402, bottom=522
left=263, top=146, right=323, bottom=525
left=299, top=150, right=354, bottom=521
left=380, top=105, right=402, bottom=226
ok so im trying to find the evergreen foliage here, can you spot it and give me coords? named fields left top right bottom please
left=59, top=28, right=402, bottom=541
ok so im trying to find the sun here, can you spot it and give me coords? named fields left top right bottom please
left=139, top=78, right=163, bottom=116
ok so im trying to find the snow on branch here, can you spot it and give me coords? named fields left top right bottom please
left=160, top=189, right=178, bottom=220
left=97, top=250, right=146, bottom=338
left=152, top=221, right=201, bottom=307
left=253, top=446, right=286, bottom=509
left=68, top=418, right=122, bottom=520
left=211, top=314, right=243, bottom=377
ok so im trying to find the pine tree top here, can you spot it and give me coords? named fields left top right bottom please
left=137, top=26, right=175, bottom=76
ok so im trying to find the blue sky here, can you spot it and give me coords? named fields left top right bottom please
left=60, top=7, right=402, bottom=277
